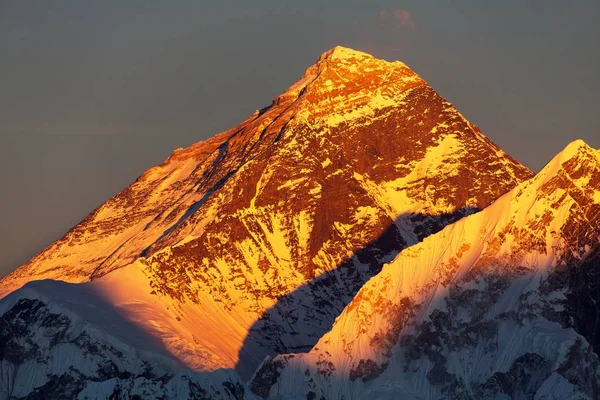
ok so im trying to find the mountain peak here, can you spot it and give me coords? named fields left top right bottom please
left=538, top=139, right=600, bottom=188
left=557, top=139, right=598, bottom=163
left=313, top=45, right=409, bottom=71
left=320, top=46, right=373, bottom=61
left=273, top=45, right=421, bottom=116
left=296, top=45, right=413, bottom=86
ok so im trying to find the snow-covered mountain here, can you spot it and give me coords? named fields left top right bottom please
left=0, top=46, right=530, bottom=298
left=0, top=44, right=533, bottom=397
left=7, top=46, right=595, bottom=400
left=253, top=140, right=600, bottom=399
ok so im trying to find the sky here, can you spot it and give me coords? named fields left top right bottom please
left=0, top=1, right=599, bottom=277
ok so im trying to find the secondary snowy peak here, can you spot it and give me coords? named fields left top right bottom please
left=255, top=140, right=600, bottom=399
left=1, top=47, right=531, bottom=384
left=536, top=139, right=600, bottom=195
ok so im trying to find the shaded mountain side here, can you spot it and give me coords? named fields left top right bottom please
left=543, top=231, right=600, bottom=352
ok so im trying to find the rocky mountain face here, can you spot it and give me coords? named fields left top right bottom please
left=253, top=140, right=600, bottom=399
left=0, top=45, right=532, bottom=389
left=4, top=46, right=594, bottom=400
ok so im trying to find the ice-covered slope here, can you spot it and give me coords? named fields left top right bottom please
left=255, top=140, right=600, bottom=399
left=0, top=279, right=256, bottom=400
left=1, top=46, right=532, bottom=385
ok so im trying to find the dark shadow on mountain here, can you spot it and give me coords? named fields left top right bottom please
left=552, top=243, right=600, bottom=353
left=234, top=206, right=479, bottom=382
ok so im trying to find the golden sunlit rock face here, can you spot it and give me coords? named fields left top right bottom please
left=2, top=47, right=531, bottom=374
left=2, top=47, right=599, bottom=399
left=0, top=47, right=531, bottom=378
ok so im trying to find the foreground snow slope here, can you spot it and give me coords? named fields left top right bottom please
left=0, top=279, right=256, bottom=400
left=254, top=140, right=600, bottom=399
left=0, top=47, right=532, bottom=379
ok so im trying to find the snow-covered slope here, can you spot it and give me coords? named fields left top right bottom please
left=254, top=140, right=600, bottom=399
left=0, top=279, right=256, bottom=400
left=0, top=46, right=532, bottom=383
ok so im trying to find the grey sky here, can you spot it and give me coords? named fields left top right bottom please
left=1, top=1, right=598, bottom=277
